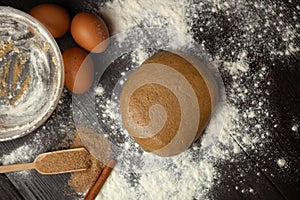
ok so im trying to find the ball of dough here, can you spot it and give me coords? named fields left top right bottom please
left=120, top=51, right=214, bottom=157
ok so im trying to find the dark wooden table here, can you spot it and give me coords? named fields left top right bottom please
left=0, top=0, right=299, bottom=200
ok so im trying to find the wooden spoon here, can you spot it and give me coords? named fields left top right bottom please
left=0, top=148, right=91, bottom=175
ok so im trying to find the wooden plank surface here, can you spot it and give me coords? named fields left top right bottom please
left=0, top=174, right=24, bottom=200
left=212, top=155, right=285, bottom=200
left=0, top=0, right=299, bottom=199
left=189, top=0, right=300, bottom=198
left=231, top=57, right=300, bottom=199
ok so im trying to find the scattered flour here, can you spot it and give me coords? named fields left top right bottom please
left=94, top=86, right=104, bottom=96
left=97, top=110, right=236, bottom=199
left=1, top=145, right=36, bottom=165
left=88, top=0, right=299, bottom=199
left=227, top=61, right=249, bottom=74
left=277, top=158, right=287, bottom=168
left=0, top=137, right=41, bottom=177
left=291, top=124, right=298, bottom=132
left=100, top=0, right=193, bottom=49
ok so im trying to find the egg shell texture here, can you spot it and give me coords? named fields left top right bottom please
left=71, top=12, right=109, bottom=53
left=62, top=47, right=94, bottom=94
left=29, top=3, right=70, bottom=38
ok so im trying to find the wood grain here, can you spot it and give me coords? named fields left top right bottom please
left=212, top=154, right=285, bottom=200
left=0, top=174, right=24, bottom=200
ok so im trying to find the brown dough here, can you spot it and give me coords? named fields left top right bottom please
left=120, top=51, right=213, bottom=157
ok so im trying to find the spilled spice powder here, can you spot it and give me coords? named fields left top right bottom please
left=69, top=156, right=104, bottom=193
left=67, top=130, right=104, bottom=193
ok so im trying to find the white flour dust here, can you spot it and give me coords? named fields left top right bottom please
left=292, top=124, right=299, bottom=132
left=86, top=0, right=300, bottom=199
left=1, top=145, right=36, bottom=165
left=0, top=131, right=44, bottom=167
left=100, top=0, right=193, bottom=49
left=0, top=136, right=41, bottom=175
left=96, top=104, right=237, bottom=200
left=277, top=158, right=287, bottom=168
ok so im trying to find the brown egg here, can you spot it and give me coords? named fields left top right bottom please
left=71, top=12, right=109, bottom=53
left=29, top=4, right=70, bottom=38
left=62, top=47, right=94, bottom=94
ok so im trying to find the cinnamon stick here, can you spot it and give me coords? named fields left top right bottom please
left=84, top=159, right=116, bottom=200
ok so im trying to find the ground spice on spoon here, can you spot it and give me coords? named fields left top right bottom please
left=63, top=130, right=105, bottom=193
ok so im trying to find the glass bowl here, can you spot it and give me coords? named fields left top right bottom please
left=0, top=6, right=64, bottom=141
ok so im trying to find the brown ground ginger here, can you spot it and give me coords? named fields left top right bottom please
left=67, top=130, right=104, bottom=193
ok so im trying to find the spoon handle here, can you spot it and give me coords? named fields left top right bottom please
left=0, top=162, right=35, bottom=173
